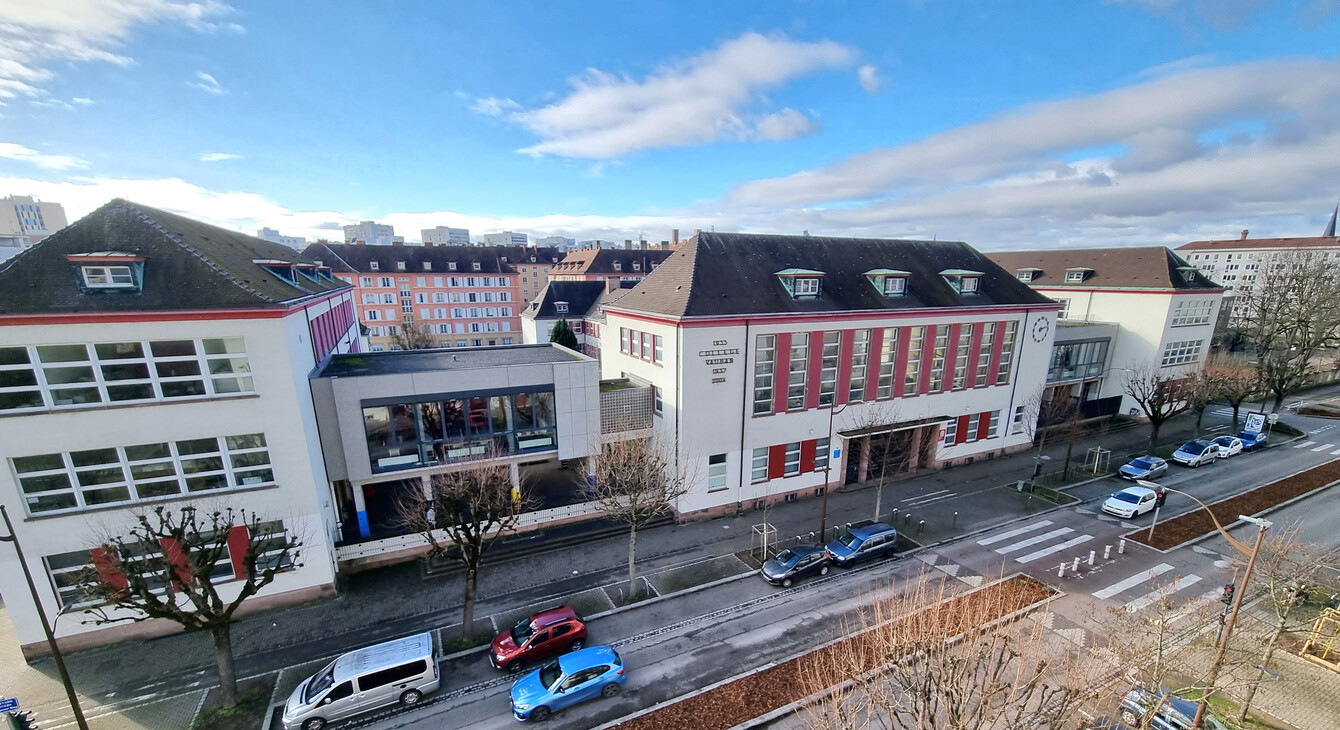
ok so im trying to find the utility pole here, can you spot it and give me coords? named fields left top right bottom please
left=0, top=505, right=89, bottom=730
left=818, top=403, right=848, bottom=540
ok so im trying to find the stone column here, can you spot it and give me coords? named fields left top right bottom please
left=908, top=427, right=924, bottom=471
left=857, top=435, right=871, bottom=483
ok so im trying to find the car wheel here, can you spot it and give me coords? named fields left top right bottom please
left=1119, top=708, right=1139, bottom=726
left=568, top=638, right=584, bottom=652
left=601, top=683, right=621, bottom=698
left=506, top=659, right=523, bottom=674
left=302, top=719, right=326, bottom=730
left=530, top=706, right=551, bottom=722
left=820, top=565, right=830, bottom=576
left=400, top=689, right=423, bottom=706
left=781, top=577, right=793, bottom=588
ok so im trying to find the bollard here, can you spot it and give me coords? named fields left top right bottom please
left=1104, top=545, right=1112, bottom=560
left=1072, top=557, right=1080, bottom=572
left=1088, top=550, right=1095, bottom=566
left=953, top=511, right=958, bottom=528
left=918, top=519, right=926, bottom=535
left=1058, top=563, right=1066, bottom=578
left=890, top=508, right=899, bottom=522
left=1119, top=538, right=1126, bottom=554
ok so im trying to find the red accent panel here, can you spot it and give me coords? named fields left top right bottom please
left=227, top=525, right=251, bottom=580
left=768, top=444, right=786, bottom=479
left=800, top=439, right=817, bottom=473
left=919, top=325, right=937, bottom=395
left=835, top=329, right=855, bottom=406
left=956, top=415, right=971, bottom=445
left=806, top=330, right=823, bottom=410
left=159, top=537, right=192, bottom=586
left=773, top=332, right=790, bottom=414
left=946, top=324, right=962, bottom=389
left=966, top=321, right=985, bottom=388
left=864, top=327, right=883, bottom=402
left=988, top=321, right=1007, bottom=386
left=89, top=547, right=128, bottom=591
left=977, top=411, right=992, bottom=441
left=893, top=327, right=910, bottom=398
left=600, top=301, right=1071, bottom=329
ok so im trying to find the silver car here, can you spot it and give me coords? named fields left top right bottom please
left=282, top=632, right=439, bottom=730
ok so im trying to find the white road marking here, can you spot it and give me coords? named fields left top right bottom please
left=1124, top=574, right=1203, bottom=612
left=1294, top=441, right=1317, bottom=449
left=976, top=519, right=1053, bottom=546
left=994, top=527, right=1073, bottom=555
left=905, top=493, right=958, bottom=507
left=902, top=489, right=950, bottom=502
left=1330, top=448, right=1340, bottom=455
left=1312, top=443, right=1335, bottom=452
left=1016, top=535, right=1094, bottom=563
left=1092, top=563, right=1174, bottom=600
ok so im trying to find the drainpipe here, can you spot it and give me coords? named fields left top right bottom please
left=737, top=319, right=751, bottom=514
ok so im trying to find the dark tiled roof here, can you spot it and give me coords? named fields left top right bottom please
left=0, top=199, right=348, bottom=314
left=314, top=343, right=583, bottom=377
left=987, top=247, right=1220, bottom=290
left=610, top=232, right=1053, bottom=318
left=300, top=242, right=561, bottom=275
left=551, top=247, right=672, bottom=276
left=524, top=280, right=612, bottom=319
left=1177, top=236, right=1340, bottom=251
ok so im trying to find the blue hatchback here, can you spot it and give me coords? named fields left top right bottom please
left=825, top=521, right=899, bottom=566
left=510, top=645, right=626, bottom=722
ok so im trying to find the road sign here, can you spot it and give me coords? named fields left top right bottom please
left=0, top=698, right=17, bottom=713
left=1245, top=413, right=1266, bottom=433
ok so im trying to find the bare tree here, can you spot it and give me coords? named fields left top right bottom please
left=1182, top=368, right=1222, bottom=433
left=1122, top=360, right=1194, bottom=453
left=79, top=505, right=301, bottom=708
left=843, top=402, right=903, bottom=521
left=1205, top=354, right=1260, bottom=431
left=587, top=436, right=692, bottom=599
left=391, top=315, right=437, bottom=350
left=398, top=452, right=531, bottom=641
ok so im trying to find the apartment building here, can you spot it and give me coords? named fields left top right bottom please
left=257, top=227, right=306, bottom=248
left=421, top=226, right=471, bottom=246
left=601, top=232, right=1057, bottom=519
left=1175, top=229, right=1340, bottom=322
left=1, top=195, right=68, bottom=263
left=535, top=235, right=578, bottom=252
left=479, top=231, right=528, bottom=246
left=521, top=279, right=631, bottom=359
left=0, top=200, right=358, bottom=656
left=301, top=242, right=561, bottom=351
left=342, top=220, right=403, bottom=246
left=549, top=246, right=673, bottom=284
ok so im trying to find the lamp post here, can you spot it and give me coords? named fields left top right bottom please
left=0, top=505, right=89, bottom=730
left=818, top=403, right=848, bottom=540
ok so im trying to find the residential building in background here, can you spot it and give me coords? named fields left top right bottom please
left=988, top=247, right=1224, bottom=418
left=257, top=227, right=306, bottom=248
left=535, top=235, right=578, bottom=252
left=602, top=232, right=1057, bottom=519
left=0, top=195, right=68, bottom=263
left=549, top=245, right=673, bottom=284
left=300, top=242, right=561, bottom=351
left=421, top=226, right=471, bottom=246
left=1175, top=229, right=1340, bottom=322
left=521, top=279, right=632, bottom=359
left=480, top=230, right=527, bottom=246
left=0, top=200, right=358, bottom=656
left=343, top=220, right=404, bottom=245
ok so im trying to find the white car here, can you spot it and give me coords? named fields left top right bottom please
left=1212, top=435, right=1244, bottom=457
left=1101, top=486, right=1160, bottom=519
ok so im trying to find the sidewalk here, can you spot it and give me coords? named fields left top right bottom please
left=0, top=399, right=1321, bottom=728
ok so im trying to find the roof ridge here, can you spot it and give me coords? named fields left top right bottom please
left=121, top=201, right=278, bottom=303
left=318, top=241, right=357, bottom=273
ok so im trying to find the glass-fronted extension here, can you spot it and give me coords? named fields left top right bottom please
left=362, top=389, right=557, bottom=473
left=1046, top=340, right=1109, bottom=383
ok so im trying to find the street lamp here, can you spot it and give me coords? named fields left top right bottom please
left=0, top=505, right=89, bottom=730
left=818, top=403, right=848, bottom=540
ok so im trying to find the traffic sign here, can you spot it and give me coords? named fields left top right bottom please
left=0, top=698, right=18, bottom=713
left=1245, top=413, right=1266, bottom=433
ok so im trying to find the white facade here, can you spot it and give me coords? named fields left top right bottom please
left=480, top=231, right=528, bottom=246
left=421, top=226, right=471, bottom=246
left=343, top=220, right=403, bottom=246
left=258, top=227, right=307, bottom=248
left=0, top=195, right=67, bottom=261
left=535, top=236, right=577, bottom=252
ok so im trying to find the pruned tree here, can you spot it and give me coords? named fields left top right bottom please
left=549, top=318, right=579, bottom=351
left=391, top=315, right=437, bottom=350
left=1234, top=250, right=1340, bottom=411
left=79, top=505, right=301, bottom=708
left=1017, top=388, right=1083, bottom=480
left=844, top=402, right=903, bottom=521
left=1121, top=360, right=1193, bottom=453
left=398, top=451, right=532, bottom=640
left=1182, top=368, right=1222, bottom=433
left=588, top=435, right=692, bottom=599
left=1205, top=354, right=1260, bottom=431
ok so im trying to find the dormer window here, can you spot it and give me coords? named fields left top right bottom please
left=1176, top=265, right=1198, bottom=284
left=449, top=262, right=457, bottom=271
left=884, top=276, right=906, bottom=295
left=370, top=261, right=380, bottom=271
left=396, top=261, right=407, bottom=271
left=83, top=265, right=135, bottom=288
left=530, top=256, right=537, bottom=263
left=1016, top=268, right=1041, bottom=282
left=775, top=268, right=825, bottom=299
left=501, top=257, right=508, bottom=263
left=472, top=261, right=482, bottom=271
left=423, top=262, right=432, bottom=271
left=555, top=301, right=568, bottom=314
left=633, top=261, right=641, bottom=271
left=864, top=268, right=910, bottom=297
left=796, top=278, right=819, bottom=295
left=940, top=269, right=983, bottom=294
left=961, top=276, right=979, bottom=293
left=1063, top=267, right=1092, bottom=283
left=613, top=262, right=622, bottom=272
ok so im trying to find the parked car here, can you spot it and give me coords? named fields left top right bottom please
left=1101, top=486, right=1160, bottom=519
left=1171, top=440, right=1220, bottom=467
left=760, top=544, right=831, bottom=587
left=1117, top=685, right=1229, bottom=730
left=282, top=632, right=438, bottom=730
left=490, top=605, right=587, bottom=673
left=510, top=645, right=626, bottom=722
left=1088, top=718, right=1134, bottom=730
left=1237, top=430, right=1268, bottom=451
left=1119, top=456, right=1168, bottom=481
left=825, top=521, right=899, bottom=566
left=1211, top=435, right=1243, bottom=457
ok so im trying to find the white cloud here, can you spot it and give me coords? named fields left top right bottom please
left=857, top=64, right=883, bottom=94
left=479, top=32, right=856, bottom=159
left=0, top=142, right=88, bottom=170
left=199, top=152, right=241, bottom=162
left=72, top=97, right=94, bottom=105
left=191, top=71, right=224, bottom=95
left=0, top=1, right=241, bottom=99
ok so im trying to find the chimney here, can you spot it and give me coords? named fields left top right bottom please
left=1240, top=229, right=1249, bottom=240
left=672, top=228, right=679, bottom=245
left=606, top=276, right=621, bottom=294
left=624, top=239, right=632, bottom=250
left=660, top=240, right=669, bottom=251
left=424, top=241, right=434, bottom=247
left=392, top=240, right=403, bottom=246
left=639, top=240, right=647, bottom=250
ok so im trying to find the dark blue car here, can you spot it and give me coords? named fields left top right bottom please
left=760, top=544, right=830, bottom=587
left=510, top=646, right=626, bottom=722
left=825, top=521, right=899, bottom=566
left=1236, top=430, right=1267, bottom=451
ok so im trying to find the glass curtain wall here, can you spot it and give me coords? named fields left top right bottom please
left=363, top=390, right=556, bottom=473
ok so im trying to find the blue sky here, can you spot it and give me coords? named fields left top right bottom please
left=2, top=0, right=1339, bottom=249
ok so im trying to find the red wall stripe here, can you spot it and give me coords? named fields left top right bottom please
left=977, top=411, right=992, bottom=441
left=966, top=321, right=985, bottom=388
left=919, top=325, right=936, bottom=396
left=800, top=439, right=817, bottom=473
left=773, top=332, right=790, bottom=414
left=864, top=327, right=883, bottom=402
left=227, top=525, right=251, bottom=580
left=946, top=323, right=962, bottom=390
left=893, top=327, right=910, bottom=398
left=836, top=329, right=855, bottom=406
left=988, top=321, right=1007, bottom=386
left=768, top=444, right=786, bottom=479
left=806, top=330, right=823, bottom=410
left=956, top=414, right=971, bottom=445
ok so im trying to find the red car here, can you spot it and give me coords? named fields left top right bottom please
left=489, top=605, right=587, bottom=673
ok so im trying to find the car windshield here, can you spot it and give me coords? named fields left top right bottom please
left=837, top=531, right=859, bottom=548
left=1214, top=437, right=1232, bottom=446
left=539, top=663, right=563, bottom=690
left=1237, top=432, right=1256, bottom=440
left=303, top=660, right=337, bottom=704
left=1112, top=491, right=1141, bottom=504
left=1179, top=442, right=1202, bottom=453
left=1129, top=458, right=1156, bottom=469
left=510, top=617, right=535, bottom=644
left=774, top=548, right=797, bottom=564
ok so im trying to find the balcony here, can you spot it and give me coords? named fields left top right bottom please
left=600, top=378, right=654, bottom=439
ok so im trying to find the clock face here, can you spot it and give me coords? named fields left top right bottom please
left=1031, top=317, right=1051, bottom=342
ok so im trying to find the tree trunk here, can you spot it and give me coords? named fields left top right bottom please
left=1272, top=391, right=1285, bottom=413
left=1148, top=421, right=1161, bottom=454
left=1231, top=404, right=1241, bottom=431
left=461, top=568, right=477, bottom=641
left=212, top=624, right=238, bottom=708
left=1062, top=437, right=1075, bottom=480
left=627, top=522, right=638, bottom=599
left=1238, top=621, right=1285, bottom=724
left=874, top=479, right=885, bottom=522
left=1196, top=407, right=1205, bottom=430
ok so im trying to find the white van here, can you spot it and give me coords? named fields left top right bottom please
left=281, top=632, right=439, bottom=730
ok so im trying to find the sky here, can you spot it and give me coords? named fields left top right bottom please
left=2, top=0, right=1340, bottom=250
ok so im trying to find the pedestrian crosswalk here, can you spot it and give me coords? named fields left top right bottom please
left=1295, top=440, right=1316, bottom=449
left=1091, top=564, right=1207, bottom=614
left=975, top=520, right=1093, bottom=564
left=1313, top=443, right=1336, bottom=452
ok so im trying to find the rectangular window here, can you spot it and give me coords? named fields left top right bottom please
left=751, top=447, right=769, bottom=483
left=415, top=277, right=426, bottom=287
left=788, top=333, right=809, bottom=411
left=987, top=410, right=1000, bottom=439
left=814, top=437, right=830, bottom=471
left=362, top=293, right=377, bottom=305
left=82, top=266, right=134, bottom=288
left=795, top=278, right=819, bottom=295
left=927, top=328, right=949, bottom=393
left=379, top=277, right=393, bottom=288
left=1171, top=299, right=1215, bottom=327
left=708, top=454, right=728, bottom=492
left=849, top=330, right=869, bottom=402
left=1160, top=339, right=1204, bottom=366
left=1055, top=298, right=1070, bottom=320
left=883, top=276, right=905, bottom=295
left=653, top=386, right=663, bottom=415
left=952, top=324, right=973, bottom=390
left=876, top=328, right=897, bottom=399
left=654, top=335, right=664, bottom=363
left=753, top=334, right=775, bottom=415
left=1010, top=405, right=1027, bottom=434
left=620, top=328, right=630, bottom=354
left=904, top=326, right=924, bottom=396
left=640, top=332, right=651, bottom=361
left=783, top=442, right=802, bottom=476
left=360, top=276, right=374, bottom=287
left=818, top=331, right=840, bottom=406
left=965, top=413, right=981, bottom=442
left=381, top=293, right=395, bottom=304
left=944, top=419, right=957, bottom=444
left=975, top=323, right=996, bottom=387
left=996, top=322, right=1018, bottom=385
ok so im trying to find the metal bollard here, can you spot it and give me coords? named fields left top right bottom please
left=1119, top=539, right=1126, bottom=554
left=1104, top=545, right=1112, bottom=560
left=1058, top=563, right=1066, bottom=578
left=918, top=519, right=926, bottom=535
left=890, top=508, right=899, bottom=522
left=953, top=511, right=958, bottom=528
left=1088, top=550, right=1095, bottom=566
left=1072, top=557, right=1080, bottom=572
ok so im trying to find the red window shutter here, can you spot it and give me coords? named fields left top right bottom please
left=956, top=415, right=971, bottom=445
left=89, top=546, right=128, bottom=591
left=227, top=525, right=251, bottom=580
left=159, top=537, right=193, bottom=586
left=800, top=440, right=817, bottom=472
left=977, top=411, right=992, bottom=441
left=768, top=444, right=786, bottom=479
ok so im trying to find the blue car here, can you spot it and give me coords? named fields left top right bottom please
left=1237, top=430, right=1267, bottom=451
left=825, top=521, right=899, bottom=566
left=510, top=645, right=626, bottom=722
